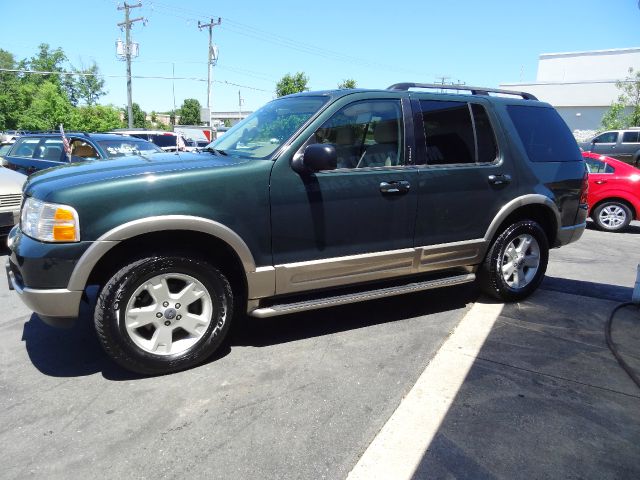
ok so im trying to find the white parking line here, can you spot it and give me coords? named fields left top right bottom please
left=346, top=300, right=504, bottom=480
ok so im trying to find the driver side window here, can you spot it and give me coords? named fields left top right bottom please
left=593, top=132, right=618, bottom=144
left=313, top=100, right=403, bottom=169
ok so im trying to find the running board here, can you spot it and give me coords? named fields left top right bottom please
left=249, top=273, right=476, bottom=318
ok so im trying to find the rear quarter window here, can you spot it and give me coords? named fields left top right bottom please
left=507, top=105, right=581, bottom=162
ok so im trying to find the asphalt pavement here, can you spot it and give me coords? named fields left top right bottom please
left=1, top=221, right=639, bottom=479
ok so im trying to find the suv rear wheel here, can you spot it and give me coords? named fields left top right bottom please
left=94, top=256, right=233, bottom=375
left=479, top=220, right=549, bottom=302
left=592, top=201, right=632, bottom=232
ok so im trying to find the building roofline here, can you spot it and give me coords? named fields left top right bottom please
left=539, top=47, right=640, bottom=59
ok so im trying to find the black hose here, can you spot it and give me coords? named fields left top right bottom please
left=605, top=302, right=640, bottom=389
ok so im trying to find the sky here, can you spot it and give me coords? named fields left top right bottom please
left=2, top=0, right=640, bottom=115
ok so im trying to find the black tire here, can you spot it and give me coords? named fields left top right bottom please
left=95, top=256, right=233, bottom=375
left=592, top=201, right=632, bottom=232
left=478, top=220, right=549, bottom=302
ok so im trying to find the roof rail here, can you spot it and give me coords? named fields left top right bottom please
left=386, top=83, right=538, bottom=101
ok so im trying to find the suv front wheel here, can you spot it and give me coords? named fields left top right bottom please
left=94, top=256, right=233, bottom=375
left=479, top=220, right=549, bottom=302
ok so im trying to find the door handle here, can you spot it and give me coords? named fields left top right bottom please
left=380, top=180, right=410, bottom=194
left=488, top=174, right=512, bottom=185
left=595, top=179, right=607, bottom=185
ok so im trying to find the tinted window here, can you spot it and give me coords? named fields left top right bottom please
left=471, top=104, right=498, bottom=163
left=507, top=106, right=582, bottom=162
left=622, top=131, right=640, bottom=143
left=150, top=135, right=177, bottom=148
left=605, top=163, right=615, bottom=174
left=419, top=101, right=497, bottom=165
left=593, top=132, right=618, bottom=144
left=313, top=99, right=403, bottom=169
left=420, top=101, right=475, bottom=165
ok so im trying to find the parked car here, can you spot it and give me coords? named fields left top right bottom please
left=6, top=83, right=588, bottom=374
left=0, top=166, right=26, bottom=237
left=582, top=151, right=640, bottom=231
left=579, top=128, right=640, bottom=167
left=0, top=143, right=13, bottom=166
left=0, top=130, right=24, bottom=144
left=4, top=133, right=163, bottom=175
left=109, top=130, right=183, bottom=152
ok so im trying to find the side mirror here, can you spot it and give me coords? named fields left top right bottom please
left=292, top=144, right=337, bottom=174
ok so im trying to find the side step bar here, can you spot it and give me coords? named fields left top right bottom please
left=249, top=273, right=476, bottom=318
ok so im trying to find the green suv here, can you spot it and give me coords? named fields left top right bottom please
left=6, top=84, right=588, bottom=374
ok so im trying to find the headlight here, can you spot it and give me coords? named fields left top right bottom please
left=20, top=197, right=80, bottom=242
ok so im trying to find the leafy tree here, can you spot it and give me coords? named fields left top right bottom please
left=19, top=81, right=72, bottom=130
left=27, top=43, right=67, bottom=87
left=601, top=68, right=640, bottom=129
left=150, top=111, right=157, bottom=123
left=276, top=72, right=309, bottom=97
left=123, top=102, right=148, bottom=128
left=169, top=110, right=177, bottom=125
left=69, top=105, right=123, bottom=132
left=223, top=119, right=232, bottom=127
left=338, top=78, right=357, bottom=89
left=73, top=62, right=106, bottom=106
left=179, top=98, right=201, bottom=125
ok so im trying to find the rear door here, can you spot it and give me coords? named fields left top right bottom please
left=412, top=97, right=517, bottom=255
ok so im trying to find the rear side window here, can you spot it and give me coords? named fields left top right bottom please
left=419, top=101, right=497, bottom=165
left=622, top=131, right=640, bottom=143
left=150, top=135, right=177, bottom=148
left=11, top=137, right=41, bottom=158
left=507, top=105, right=581, bottom=162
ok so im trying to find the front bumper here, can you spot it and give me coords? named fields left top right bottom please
left=6, top=226, right=92, bottom=327
left=5, top=261, right=82, bottom=327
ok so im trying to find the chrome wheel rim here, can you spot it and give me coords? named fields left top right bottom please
left=123, top=273, right=214, bottom=356
left=598, top=205, right=626, bottom=229
left=500, top=234, right=540, bottom=289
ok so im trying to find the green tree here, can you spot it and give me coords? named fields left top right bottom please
left=276, top=72, right=309, bottom=97
left=123, top=102, right=148, bottom=128
left=223, top=119, right=232, bottom=127
left=601, top=68, right=640, bottom=129
left=19, top=81, right=72, bottom=130
left=150, top=111, right=158, bottom=123
left=27, top=43, right=67, bottom=87
left=73, top=62, right=106, bottom=106
left=338, top=78, right=357, bottom=89
left=69, top=105, right=123, bottom=132
left=178, top=98, right=201, bottom=125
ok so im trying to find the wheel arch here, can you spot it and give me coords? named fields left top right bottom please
left=484, top=195, right=559, bottom=247
left=68, top=216, right=262, bottom=301
left=591, top=197, right=637, bottom=220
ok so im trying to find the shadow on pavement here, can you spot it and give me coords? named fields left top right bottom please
left=408, top=278, right=640, bottom=479
left=21, top=283, right=478, bottom=380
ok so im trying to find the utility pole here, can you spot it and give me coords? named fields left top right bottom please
left=117, top=2, right=145, bottom=128
left=198, top=17, right=221, bottom=129
left=238, top=90, right=244, bottom=124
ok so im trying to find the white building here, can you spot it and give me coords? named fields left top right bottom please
left=500, top=47, right=640, bottom=136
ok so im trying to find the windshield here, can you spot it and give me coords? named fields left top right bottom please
left=207, top=95, right=329, bottom=159
left=98, top=139, right=163, bottom=158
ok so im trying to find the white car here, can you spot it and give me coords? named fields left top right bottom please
left=0, top=166, right=26, bottom=237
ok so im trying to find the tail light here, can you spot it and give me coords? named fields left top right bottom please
left=580, top=170, right=589, bottom=205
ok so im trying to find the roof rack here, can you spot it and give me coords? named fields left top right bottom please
left=386, top=83, right=538, bottom=101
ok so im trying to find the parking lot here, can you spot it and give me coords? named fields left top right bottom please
left=1, top=222, right=639, bottom=479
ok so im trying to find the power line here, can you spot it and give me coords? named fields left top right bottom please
left=0, top=68, right=272, bottom=92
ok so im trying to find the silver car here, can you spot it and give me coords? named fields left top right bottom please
left=0, top=166, right=26, bottom=237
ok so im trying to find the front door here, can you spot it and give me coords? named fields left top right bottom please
left=269, top=98, right=419, bottom=294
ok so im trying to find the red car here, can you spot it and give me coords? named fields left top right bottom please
left=582, top=151, right=640, bottom=231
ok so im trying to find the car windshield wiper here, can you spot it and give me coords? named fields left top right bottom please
left=201, top=146, right=228, bottom=156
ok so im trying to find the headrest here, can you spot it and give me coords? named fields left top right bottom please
left=374, top=121, right=398, bottom=144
